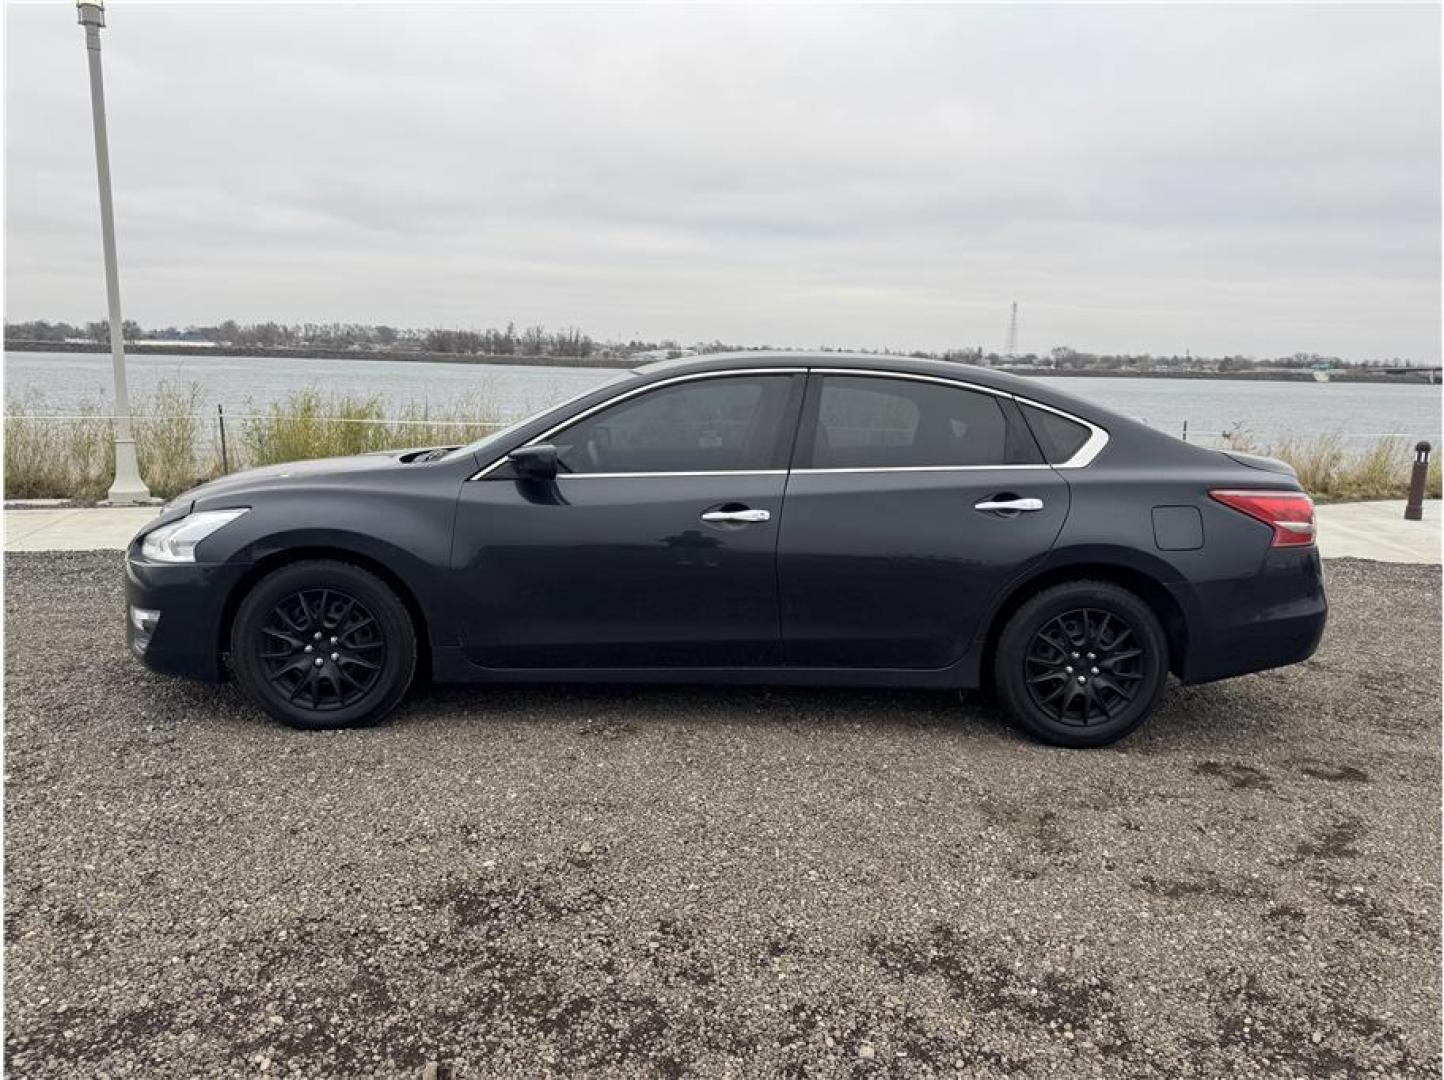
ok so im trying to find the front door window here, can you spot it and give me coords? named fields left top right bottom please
left=553, top=375, right=798, bottom=474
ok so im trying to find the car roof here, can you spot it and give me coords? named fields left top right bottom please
left=636, top=350, right=1022, bottom=384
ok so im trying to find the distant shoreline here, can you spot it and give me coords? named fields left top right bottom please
left=4, top=339, right=1436, bottom=384
left=2, top=339, right=632, bottom=370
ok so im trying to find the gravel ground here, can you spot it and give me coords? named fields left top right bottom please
left=3, top=553, right=1440, bottom=1078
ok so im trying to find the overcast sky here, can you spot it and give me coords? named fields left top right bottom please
left=5, top=3, right=1440, bottom=360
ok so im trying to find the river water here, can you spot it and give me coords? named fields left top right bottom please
left=5, top=349, right=1440, bottom=447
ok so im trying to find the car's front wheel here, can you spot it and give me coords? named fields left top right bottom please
left=994, top=580, right=1168, bottom=748
left=230, top=560, right=417, bottom=730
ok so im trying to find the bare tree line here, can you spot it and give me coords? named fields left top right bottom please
left=2, top=318, right=1425, bottom=370
left=3, top=318, right=601, bottom=359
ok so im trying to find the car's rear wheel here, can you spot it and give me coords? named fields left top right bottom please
left=230, top=560, right=416, bottom=730
left=994, top=580, right=1168, bottom=748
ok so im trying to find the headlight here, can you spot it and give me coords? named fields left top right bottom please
left=140, top=508, right=248, bottom=563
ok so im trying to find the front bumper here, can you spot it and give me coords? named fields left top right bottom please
left=125, top=552, right=248, bottom=682
left=1176, top=545, right=1327, bottom=685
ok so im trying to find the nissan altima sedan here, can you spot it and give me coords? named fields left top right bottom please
left=125, top=353, right=1326, bottom=747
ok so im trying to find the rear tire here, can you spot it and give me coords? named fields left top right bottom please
left=230, top=560, right=417, bottom=730
left=993, top=580, right=1168, bottom=748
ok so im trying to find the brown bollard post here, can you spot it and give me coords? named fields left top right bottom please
left=1404, top=440, right=1431, bottom=521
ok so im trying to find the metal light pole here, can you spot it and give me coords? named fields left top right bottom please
left=77, top=0, right=150, bottom=504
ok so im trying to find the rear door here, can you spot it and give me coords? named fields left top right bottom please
left=778, top=371, right=1069, bottom=669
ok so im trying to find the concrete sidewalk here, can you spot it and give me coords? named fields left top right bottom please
left=4, top=505, right=160, bottom=553
left=2, top=498, right=1440, bottom=563
left=1315, top=498, right=1440, bottom=563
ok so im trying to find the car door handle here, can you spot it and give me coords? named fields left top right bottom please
left=974, top=497, right=1044, bottom=513
left=701, top=509, right=771, bottom=524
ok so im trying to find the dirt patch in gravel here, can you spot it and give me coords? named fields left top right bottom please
left=4, top=553, right=1440, bottom=1076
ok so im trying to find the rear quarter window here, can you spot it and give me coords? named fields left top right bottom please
left=1020, top=404, right=1092, bottom=464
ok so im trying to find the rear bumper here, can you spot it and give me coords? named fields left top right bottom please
left=124, top=552, right=247, bottom=682
left=1176, top=545, right=1327, bottom=685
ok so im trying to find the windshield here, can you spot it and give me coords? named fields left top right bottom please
left=440, top=371, right=635, bottom=463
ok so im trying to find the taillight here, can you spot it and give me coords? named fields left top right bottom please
left=1209, top=489, right=1316, bottom=547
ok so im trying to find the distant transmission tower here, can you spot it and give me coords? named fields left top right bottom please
left=1005, top=301, right=1019, bottom=360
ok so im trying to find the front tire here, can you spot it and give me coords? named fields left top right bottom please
left=230, top=560, right=417, bottom=730
left=994, top=580, right=1168, bottom=748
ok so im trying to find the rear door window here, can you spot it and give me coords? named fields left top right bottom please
left=807, top=375, right=1038, bottom=469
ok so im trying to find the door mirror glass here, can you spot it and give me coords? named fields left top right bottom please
left=508, top=443, right=559, bottom=480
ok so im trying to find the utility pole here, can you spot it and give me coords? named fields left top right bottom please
left=77, top=0, right=150, bottom=504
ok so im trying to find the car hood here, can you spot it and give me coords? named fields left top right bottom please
left=172, top=449, right=426, bottom=510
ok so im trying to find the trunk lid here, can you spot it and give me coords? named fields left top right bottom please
left=1220, top=449, right=1298, bottom=479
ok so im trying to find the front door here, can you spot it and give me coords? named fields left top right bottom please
left=778, top=372, right=1070, bottom=669
left=452, top=372, right=805, bottom=669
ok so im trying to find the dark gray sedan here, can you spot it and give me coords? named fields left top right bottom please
left=125, top=352, right=1325, bottom=747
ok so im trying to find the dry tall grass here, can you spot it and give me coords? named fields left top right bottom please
left=4, top=382, right=507, bottom=500
left=1221, top=429, right=1441, bottom=502
left=136, top=382, right=206, bottom=497
left=237, top=391, right=505, bottom=467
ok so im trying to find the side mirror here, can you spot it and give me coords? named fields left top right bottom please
left=508, top=443, right=559, bottom=481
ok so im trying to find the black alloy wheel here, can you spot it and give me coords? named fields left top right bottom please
left=1023, top=607, right=1143, bottom=726
left=259, top=588, right=386, bottom=711
left=994, top=580, right=1168, bottom=748
left=231, top=560, right=417, bottom=730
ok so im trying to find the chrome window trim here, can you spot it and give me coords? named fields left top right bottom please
left=792, top=464, right=1055, bottom=475
left=559, top=470, right=788, bottom=480
left=469, top=364, right=1109, bottom=479
left=468, top=368, right=807, bottom=480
